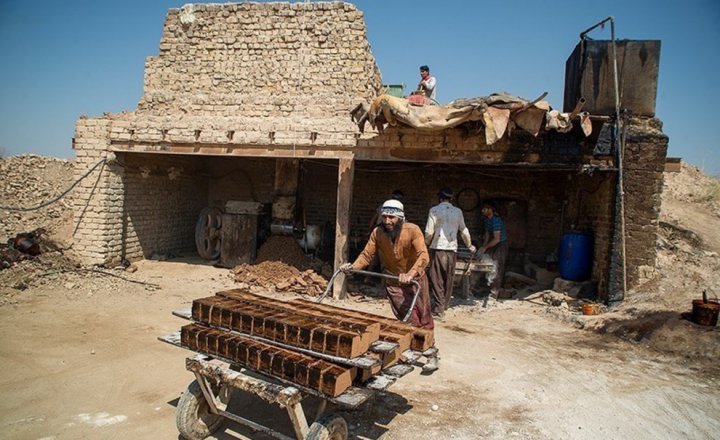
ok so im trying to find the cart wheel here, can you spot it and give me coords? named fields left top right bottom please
left=195, top=207, right=223, bottom=260
left=176, top=380, right=222, bottom=440
left=306, top=413, right=348, bottom=440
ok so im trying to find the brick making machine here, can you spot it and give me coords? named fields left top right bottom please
left=194, top=200, right=326, bottom=268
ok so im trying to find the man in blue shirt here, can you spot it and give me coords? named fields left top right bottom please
left=479, top=201, right=509, bottom=297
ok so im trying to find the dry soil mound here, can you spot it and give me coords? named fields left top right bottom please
left=0, top=154, right=76, bottom=246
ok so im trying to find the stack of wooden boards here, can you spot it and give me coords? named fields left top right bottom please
left=178, top=289, right=434, bottom=397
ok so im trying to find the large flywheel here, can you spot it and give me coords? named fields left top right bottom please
left=195, top=207, right=223, bottom=260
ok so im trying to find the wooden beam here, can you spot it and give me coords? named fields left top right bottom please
left=109, top=141, right=615, bottom=168
left=333, top=157, right=355, bottom=299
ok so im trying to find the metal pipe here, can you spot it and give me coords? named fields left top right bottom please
left=579, top=16, right=615, bottom=40
left=577, top=16, right=626, bottom=303
left=317, top=269, right=421, bottom=323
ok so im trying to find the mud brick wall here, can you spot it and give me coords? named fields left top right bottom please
left=141, top=2, right=381, bottom=115
left=73, top=118, right=123, bottom=264
left=565, top=173, right=615, bottom=294
left=73, top=2, right=383, bottom=264
left=612, top=117, right=668, bottom=292
left=119, top=153, right=207, bottom=259
left=205, top=156, right=277, bottom=207
left=110, top=1, right=383, bottom=147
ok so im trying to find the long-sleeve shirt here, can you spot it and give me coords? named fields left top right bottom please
left=424, top=201, right=473, bottom=251
left=420, top=76, right=437, bottom=101
left=352, top=222, right=429, bottom=279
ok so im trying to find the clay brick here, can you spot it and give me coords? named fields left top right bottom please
left=288, top=297, right=434, bottom=351
left=217, top=289, right=381, bottom=345
left=192, top=295, right=372, bottom=358
left=180, top=323, right=354, bottom=397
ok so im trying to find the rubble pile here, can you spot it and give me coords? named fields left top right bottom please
left=230, top=260, right=328, bottom=296
left=0, top=155, right=81, bottom=296
left=0, top=154, right=76, bottom=243
left=255, top=236, right=311, bottom=270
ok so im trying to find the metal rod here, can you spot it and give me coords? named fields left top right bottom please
left=218, top=408, right=296, bottom=440
left=579, top=16, right=614, bottom=40
left=318, top=269, right=421, bottom=323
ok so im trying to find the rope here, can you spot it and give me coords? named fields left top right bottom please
left=38, top=267, right=161, bottom=289
left=0, top=157, right=107, bottom=212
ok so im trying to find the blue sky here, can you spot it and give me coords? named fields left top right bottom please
left=1, top=0, right=718, bottom=175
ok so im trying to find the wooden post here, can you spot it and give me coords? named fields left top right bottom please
left=273, top=159, right=300, bottom=222
left=333, top=157, right=355, bottom=299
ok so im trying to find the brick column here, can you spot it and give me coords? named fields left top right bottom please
left=72, top=117, right=126, bottom=265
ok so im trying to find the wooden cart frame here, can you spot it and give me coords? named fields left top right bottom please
left=160, top=315, right=433, bottom=440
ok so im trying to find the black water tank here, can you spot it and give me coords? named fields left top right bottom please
left=563, top=40, right=661, bottom=116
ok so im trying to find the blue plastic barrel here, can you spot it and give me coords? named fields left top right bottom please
left=558, top=231, right=593, bottom=281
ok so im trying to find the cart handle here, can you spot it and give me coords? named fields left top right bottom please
left=317, top=269, right=421, bottom=323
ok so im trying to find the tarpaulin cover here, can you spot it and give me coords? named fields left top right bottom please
left=350, top=92, right=591, bottom=145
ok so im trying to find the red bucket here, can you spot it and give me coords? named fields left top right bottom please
left=691, top=299, right=720, bottom=326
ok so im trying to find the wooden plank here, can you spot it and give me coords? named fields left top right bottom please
left=158, top=331, right=182, bottom=347
left=329, top=386, right=375, bottom=409
left=219, top=213, right=258, bottom=268
left=333, top=157, right=355, bottom=299
left=185, top=355, right=301, bottom=406
left=364, top=374, right=397, bottom=391
left=181, top=323, right=354, bottom=397
left=172, top=309, right=192, bottom=320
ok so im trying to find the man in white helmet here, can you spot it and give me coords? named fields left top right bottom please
left=341, top=199, right=439, bottom=372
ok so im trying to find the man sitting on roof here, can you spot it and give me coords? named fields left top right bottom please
left=416, top=65, right=437, bottom=101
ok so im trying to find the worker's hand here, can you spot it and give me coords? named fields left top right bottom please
left=398, top=272, right=415, bottom=284
left=479, top=246, right=486, bottom=255
left=468, top=245, right=477, bottom=255
left=339, top=263, right=353, bottom=274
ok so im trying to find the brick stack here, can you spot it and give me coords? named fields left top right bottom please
left=179, top=289, right=434, bottom=397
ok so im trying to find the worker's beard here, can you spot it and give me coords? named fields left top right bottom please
left=381, top=219, right=404, bottom=241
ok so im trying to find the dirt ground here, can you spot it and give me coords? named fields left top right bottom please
left=1, top=156, right=719, bottom=439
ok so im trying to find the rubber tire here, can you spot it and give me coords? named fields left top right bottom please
left=176, top=380, right=223, bottom=440
left=195, top=207, right=223, bottom=260
left=306, top=413, right=348, bottom=440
